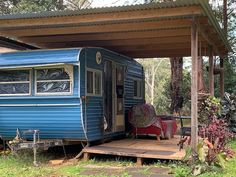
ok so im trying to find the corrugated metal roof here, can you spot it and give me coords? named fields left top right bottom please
left=0, top=0, right=230, bottom=53
left=0, top=48, right=81, bottom=68
left=0, top=0, right=201, bottom=20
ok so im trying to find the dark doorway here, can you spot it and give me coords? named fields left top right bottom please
left=104, top=60, right=113, bottom=133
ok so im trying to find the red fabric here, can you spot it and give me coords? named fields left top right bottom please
left=131, top=116, right=177, bottom=138
left=161, top=118, right=178, bottom=138
left=128, top=106, right=178, bottom=138
left=132, top=125, right=162, bottom=136
left=131, top=116, right=168, bottom=136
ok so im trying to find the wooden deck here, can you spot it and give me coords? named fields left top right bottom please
left=82, top=136, right=185, bottom=165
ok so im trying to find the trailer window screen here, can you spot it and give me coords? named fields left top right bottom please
left=35, top=66, right=73, bottom=95
left=0, top=70, right=31, bottom=95
left=86, top=69, right=102, bottom=96
left=133, top=79, right=142, bottom=98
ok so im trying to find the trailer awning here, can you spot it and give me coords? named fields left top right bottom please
left=0, top=48, right=80, bottom=68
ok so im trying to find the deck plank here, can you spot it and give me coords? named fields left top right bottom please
left=83, top=136, right=185, bottom=160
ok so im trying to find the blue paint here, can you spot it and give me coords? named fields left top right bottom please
left=0, top=49, right=80, bottom=68
left=0, top=48, right=144, bottom=142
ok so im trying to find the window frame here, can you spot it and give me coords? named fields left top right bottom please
left=0, top=68, right=32, bottom=96
left=133, top=78, right=143, bottom=99
left=86, top=68, right=103, bottom=97
left=34, top=65, right=74, bottom=96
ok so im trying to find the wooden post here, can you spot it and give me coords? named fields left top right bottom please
left=136, top=157, right=143, bottom=166
left=220, top=58, right=224, bottom=97
left=209, top=47, right=214, bottom=96
left=191, top=18, right=198, bottom=153
left=83, top=152, right=90, bottom=161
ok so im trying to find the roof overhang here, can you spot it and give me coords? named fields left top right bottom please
left=0, top=36, right=38, bottom=50
left=0, top=0, right=231, bottom=58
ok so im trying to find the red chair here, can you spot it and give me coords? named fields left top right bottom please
left=129, top=104, right=177, bottom=140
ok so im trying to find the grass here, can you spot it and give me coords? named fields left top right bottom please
left=1, top=140, right=236, bottom=177
left=0, top=151, right=135, bottom=177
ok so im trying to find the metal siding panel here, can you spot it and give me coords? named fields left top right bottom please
left=79, top=49, right=86, bottom=96
left=0, top=49, right=85, bottom=140
left=85, top=49, right=104, bottom=141
left=73, top=66, right=79, bottom=97
left=0, top=103, right=85, bottom=140
left=0, top=48, right=81, bottom=67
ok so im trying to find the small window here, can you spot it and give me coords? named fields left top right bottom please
left=35, top=66, right=73, bottom=95
left=87, top=69, right=102, bottom=96
left=0, top=70, right=31, bottom=96
left=133, top=79, right=142, bottom=99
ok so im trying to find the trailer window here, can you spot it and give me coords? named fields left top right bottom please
left=35, top=66, right=73, bottom=95
left=0, top=70, right=31, bottom=96
left=87, top=71, right=93, bottom=94
left=86, top=69, right=102, bottom=96
left=133, top=79, right=142, bottom=99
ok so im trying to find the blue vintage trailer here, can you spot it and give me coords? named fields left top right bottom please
left=0, top=48, right=145, bottom=143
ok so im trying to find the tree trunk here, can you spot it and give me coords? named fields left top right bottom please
left=223, top=0, right=228, bottom=34
left=220, top=0, right=227, bottom=97
left=170, top=57, right=183, bottom=114
left=198, top=57, right=206, bottom=92
left=150, top=64, right=155, bottom=105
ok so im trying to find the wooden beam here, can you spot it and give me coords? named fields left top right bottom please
left=19, top=28, right=192, bottom=43
left=42, top=41, right=195, bottom=52
left=104, top=43, right=194, bottom=51
left=198, top=24, right=223, bottom=56
left=37, top=36, right=192, bottom=47
left=0, top=18, right=207, bottom=37
left=0, top=6, right=202, bottom=28
left=209, top=46, right=214, bottom=96
left=220, top=58, right=224, bottom=97
left=117, top=49, right=191, bottom=58
left=191, top=18, right=198, bottom=153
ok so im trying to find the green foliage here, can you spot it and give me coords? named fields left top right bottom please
left=210, top=0, right=236, bottom=95
left=0, top=0, right=92, bottom=14
left=0, top=153, right=54, bottom=177
left=198, top=96, right=221, bottom=125
left=58, top=165, right=84, bottom=176
left=173, top=165, right=191, bottom=177
left=224, top=60, right=236, bottom=93
left=137, top=58, right=191, bottom=115
left=11, top=0, right=64, bottom=13
left=137, top=58, right=171, bottom=114
left=183, top=139, right=231, bottom=176
left=182, top=95, right=234, bottom=176
left=164, top=68, right=191, bottom=115
left=0, top=0, right=64, bottom=14
left=197, top=140, right=208, bottom=163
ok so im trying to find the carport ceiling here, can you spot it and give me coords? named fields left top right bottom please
left=0, top=0, right=230, bottom=58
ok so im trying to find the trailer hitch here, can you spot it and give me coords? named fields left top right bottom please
left=8, top=128, right=65, bottom=166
